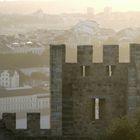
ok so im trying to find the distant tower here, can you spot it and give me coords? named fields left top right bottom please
left=87, top=7, right=94, bottom=18
left=104, top=7, right=112, bottom=15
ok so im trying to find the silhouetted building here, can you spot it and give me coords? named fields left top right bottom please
left=50, top=44, right=140, bottom=138
left=1, top=44, right=140, bottom=139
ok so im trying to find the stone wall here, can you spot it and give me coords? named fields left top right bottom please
left=1, top=113, right=51, bottom=137
left=50, top=44, right=65, bottom=136
left=2, top=44, right=140, bottom=139
left=50, top=44, right=140, bottom=138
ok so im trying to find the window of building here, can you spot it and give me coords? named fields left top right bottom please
left=92, top=98, right=99, bottom=120
left=92, top=98, right=106, bottom=121
left=80, top=65, right=90, bottom=77
left=106, top=65, right=115, bottom=77
left=6, top=82, right=8, bottom=85
left=5, top=78, right=8, bottom=80
left=95, top=98, right=99, bottom=120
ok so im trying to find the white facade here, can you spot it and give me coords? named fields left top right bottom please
left=0, top=70, right=19, bottom=88
left=20, top=67, right=49, bottom=76
left=0, top=93, right=50, bottom=129
left=11, top=46, right=45, bottom=55
left=0, top=94, right=49, bottom=112
left=9, top=42, right=46, bottom=55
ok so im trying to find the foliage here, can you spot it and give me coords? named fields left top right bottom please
left=107, top=108, right=140, bottom=140
left=107, top=117, right=137, bottom=140
left=133, top=108, right=140, bottom=140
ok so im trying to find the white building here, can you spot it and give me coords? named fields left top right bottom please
left=11, top=46, right=45, bottom=55
left=20, top=66, right=49, bottom=76
left=0, top=70, right=19, bottom=88
left=0, top=88, right=50, bottom=129
left=9, top=42, right=46, bottom=55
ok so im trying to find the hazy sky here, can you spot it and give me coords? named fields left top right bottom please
left=1, top=0, right=140, bottom=14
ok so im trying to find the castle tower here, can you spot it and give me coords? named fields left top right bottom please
left=50, top=44, right=65, bottom=136
left=127, top=44, right=140, bottom=116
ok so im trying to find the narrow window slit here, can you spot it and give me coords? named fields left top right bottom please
left=106, top=65, right=115, bottom=77
left=92, top=98, right=99, bottom=121
left=80, top=65, right=90, bottom=77
left=95, top=98, right=99, bottom=120
left=92, top=98, right=106, bottom=121
left=109, top=65, right=112, bottom=77
left=82, top=65, right=86, bottom=77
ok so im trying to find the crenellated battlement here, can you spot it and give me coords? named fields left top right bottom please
left=50, top=44, right=140, bottom=65
left=1, top=44, right=140, bottom=139
left=50, top=43, right=140, bottom=137
left=77, top=45, right=93, bottom=65
left=1, top=113, right=51, bottom=137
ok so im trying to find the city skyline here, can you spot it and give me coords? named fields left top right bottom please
left=0, top=0, right=140, bottom=14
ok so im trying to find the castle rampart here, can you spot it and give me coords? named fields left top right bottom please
left=1, top=44, right=140, bottom=139
left=50, top=44, right=140, bottom=138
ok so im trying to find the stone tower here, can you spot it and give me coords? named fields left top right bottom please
left=50, top=44, right=136, bottom=138
left=1, top=43, right=140, bottom=139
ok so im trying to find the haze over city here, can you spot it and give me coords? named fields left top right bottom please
left=0, top=0, right=140, bottom=139
left=0, top=0, right=140, bottom=14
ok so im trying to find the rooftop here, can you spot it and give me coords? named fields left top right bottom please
left=0, top=88, right=49, bottom=98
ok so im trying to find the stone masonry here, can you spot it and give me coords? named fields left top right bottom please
left=50, top=44, right=140, bottom=138
left=1, top=44, right=140, bottom=140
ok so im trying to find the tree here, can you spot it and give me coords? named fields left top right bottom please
left=133, top=108, right=140, bottom=140
left=107, top=117, right=137, bottom=140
